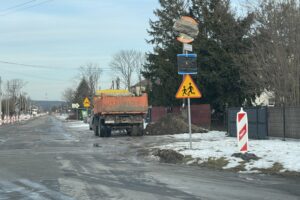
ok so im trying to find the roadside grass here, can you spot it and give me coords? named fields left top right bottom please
left=219, top=161, right=299, bottom=176
left=198, top=157, right=229, bottom=169
left=229, top=161, right=247, bottom=172
left=151, top=149, right=300, bottom=176
left=252, top=162, right=284, bottom=174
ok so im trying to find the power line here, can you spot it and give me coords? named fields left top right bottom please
left=1, top=67, right=115, bottom=84
left=0, top=0, right=37, bottom=13
left=0, top=60, right=59, bottom=69
left=0, top=67, right=67, bottom=82
left=0, top=60, right=113, bottom=71
left=0, top=0, right=54, bottom=17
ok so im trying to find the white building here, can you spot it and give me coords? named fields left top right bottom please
left=254, top=90, right=275, bottom=106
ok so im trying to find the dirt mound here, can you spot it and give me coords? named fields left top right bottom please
left=145, top=113, right=208, bottom=135
left=153, top=149, right=184, bottom=163
left=232, top=153, right=260, bottom=161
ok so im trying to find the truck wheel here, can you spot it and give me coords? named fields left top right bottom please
left=131, top=125, right=143, bottom=136
left=99, top=125, right=104, bottom=137
left=100, top=127, right=106, bottom=137
left=98, top=125, right=102, bottom=137
left=138, top=125, right=144, bottom=136
left=98, top=121, right=103, bottom=137
left=126, top=128, right=132, bottom=136
left=98, top=119, right=106, bottom=137
left=106, top=127, right=111, bottom=137
left=94, top=125, right=99, bottom=136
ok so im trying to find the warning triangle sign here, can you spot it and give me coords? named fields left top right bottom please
left=176, top=75, right=202, bottom=99
left=83, top=97, right=90, bottom=108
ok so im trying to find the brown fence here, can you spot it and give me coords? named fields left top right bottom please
left=190, top=105, right=211, bottom=128
left=150, top=104, right=211, bottom=129
left=268, top=106, right=300, bottom=139
left=150, top=106, right=167, bottom=122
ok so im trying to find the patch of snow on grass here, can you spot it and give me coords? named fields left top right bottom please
left=159, top=131, right=300, bottom=173
left=223, top=157, right=243, bottom=169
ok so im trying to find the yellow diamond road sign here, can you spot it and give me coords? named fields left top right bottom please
left=176, top=74, right=202, bottom=99
left=83, top=97, right=90, bottom=108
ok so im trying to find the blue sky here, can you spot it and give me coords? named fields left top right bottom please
left=0, top=0, right=157, bottom=100
left=0, top=0, right=247, bottom=101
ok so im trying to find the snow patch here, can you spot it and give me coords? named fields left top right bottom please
left=68, top=123, right=89, bottom=128
left=55, top=114, right=69, bottom=120
left=157, top=131, right=300, bottom=173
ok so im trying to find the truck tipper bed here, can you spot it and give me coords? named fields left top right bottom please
left=92, top=90, right=148, bottom=137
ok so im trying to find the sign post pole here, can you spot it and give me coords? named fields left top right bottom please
left=83, top=97, right=91, bottom=121
left=175, top=75, right=202, bottom=150
left=174, top=16, right=200, bottom=150
left=188, top=97, right=192, bottom=149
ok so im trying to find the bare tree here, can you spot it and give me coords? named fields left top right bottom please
left=110, top=50, right=145, bottom=90
left=243, top=0, right=300, bottom=106
left=62, top=88, right=75, bottom=103
left=136, top=53, right=146, bottom=88
left=5, top=79, right=26, bottom=115
left=79, top=63, right=102, bottom=98
left=7, top=79, right=25, bottom=98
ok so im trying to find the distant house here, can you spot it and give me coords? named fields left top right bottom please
left=130, top=79, right=151, bottom=96
left=254, top=90, right=275, bottom=106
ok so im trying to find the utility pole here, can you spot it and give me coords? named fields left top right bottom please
left=6, top=94, right=9, bottom=116
left=6, top=81, right=9, bottom=117
left=0, top=76, right=2, bottom=120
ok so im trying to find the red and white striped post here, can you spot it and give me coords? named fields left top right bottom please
left=236, top=108, right=248, bottom=153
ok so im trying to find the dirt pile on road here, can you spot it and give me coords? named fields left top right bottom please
left=145, top=113, right=208, bottom=135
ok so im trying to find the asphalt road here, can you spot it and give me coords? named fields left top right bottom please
left=0, top=115, right=299, bottom=200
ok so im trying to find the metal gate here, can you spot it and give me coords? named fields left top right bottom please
left=227, top=107, right=268, bottom=139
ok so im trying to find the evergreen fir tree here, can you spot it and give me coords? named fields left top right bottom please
left=73, top=78, right=90, bottom=108
left=144, top=0, right=256, bottom=115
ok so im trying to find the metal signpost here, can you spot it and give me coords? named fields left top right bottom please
left=83, top=97, right=90, bottom=120
left=176, top=75, right=202, bottom=149
left=174, top=16, right=201, bottom=149
left=72, top=103, right=80, bottom=120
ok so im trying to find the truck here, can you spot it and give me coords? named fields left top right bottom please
left=91, top=90, right=148, bottom=137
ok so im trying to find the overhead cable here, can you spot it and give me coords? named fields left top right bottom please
left=0, top=0, right=54, bottom=16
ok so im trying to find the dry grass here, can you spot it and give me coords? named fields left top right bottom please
left=199, top=157, right=229, bottom=169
